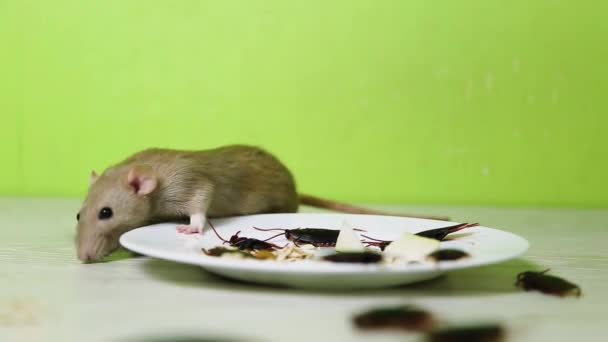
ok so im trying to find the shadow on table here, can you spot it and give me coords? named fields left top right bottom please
left=141, top=257, right=543, bottom=297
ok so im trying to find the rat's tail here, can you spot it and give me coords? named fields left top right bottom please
left=298, top=194, right=449, bottom=221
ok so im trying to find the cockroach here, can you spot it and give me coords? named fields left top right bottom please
left=360, top=235, right=391, bottom=251
left=353, top=305, right=436, bottom=331
left=415, top=222, right=479, bottom=241
left=323, top=252, right=382, bottom=264
left=254, top=227, right=365, bottom=247
left=427, top=249, right=470, bottom=261
left=207, top=220, right=283, bottom=251
left=362, top=222, right=479, bottom=250
left=427, top=324, right=504, bottom=342
left=203, top=246, right=277, bottom=260
left=515, top=269, right=581, bottom=297
left=202, top=246, right=254, bottom=259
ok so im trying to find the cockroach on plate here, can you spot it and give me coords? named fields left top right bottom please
left=362, top=222, right=479, bottom=250
left=427, top=249, right=470, bottom=261
left=202, top=246, right=277, bottom=260
left=415, top=222, right=479, bottom=241
left=515, top=269, right=581, bottom=297
left=359, top=234, right=392, bottom=251
left=254, top=227, right=364, bottom=247
left=202, top=246, right=254, bottom=258
left=207, top=220, right=283, bottom=251
left=426, top=323, right=504, bottom=342
left=323, top=251, right=382, bottom=263
left=353, top=305, right=436, bottom=331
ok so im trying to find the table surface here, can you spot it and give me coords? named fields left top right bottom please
left=1, top=198, right=606, bottom=342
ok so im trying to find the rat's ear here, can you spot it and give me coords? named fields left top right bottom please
left=127, top=165, right=157, bottom=196
left=89, top=170, right=99, bottom=186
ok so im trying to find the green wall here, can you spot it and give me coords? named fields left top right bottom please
left=1, top=1, right=607, bottom=207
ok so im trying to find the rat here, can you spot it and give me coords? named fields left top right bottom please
left=75, top=145, right=447, bottom=262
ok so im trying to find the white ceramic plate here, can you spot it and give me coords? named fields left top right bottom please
left=120, top=213, right=529, bottom=290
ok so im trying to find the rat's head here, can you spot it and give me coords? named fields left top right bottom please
left=76, top=165, right=158, bottom=262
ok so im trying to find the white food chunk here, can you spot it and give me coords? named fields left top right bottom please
left=384, top=233, right=439, bottom=263
left=335, top=220, right=365, bottom=253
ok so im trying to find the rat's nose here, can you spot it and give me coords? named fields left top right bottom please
left=78, top=253, right=89, bottom=263
left=77, top=248, right=96, bottom=263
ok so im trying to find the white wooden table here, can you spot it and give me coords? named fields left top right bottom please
left=1, top=198, right=606, bottom=342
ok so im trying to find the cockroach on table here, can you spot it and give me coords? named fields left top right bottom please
left=323, top=251, right=382, bottom=263
left=426, top=323, right=504, bottom=342
left=515, top=269, right=581, bottom=297
left=427, top=249, right=470, bottom=261
left=207, top=220, right=283, bottom=251
left=254, top=226, right=365, bottom=247
left=353, top=305, right=436, bottom=331
left=362, top=222, right=479, bottom=250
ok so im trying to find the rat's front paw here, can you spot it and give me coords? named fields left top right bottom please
left=176, top=213, right=206, bottom=235
left=176, top=225, right=202, bottom=234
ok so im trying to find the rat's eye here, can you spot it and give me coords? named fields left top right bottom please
left=76, top=213, right=80, bottom=221
left=98, top=207, right=113, bottom=220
